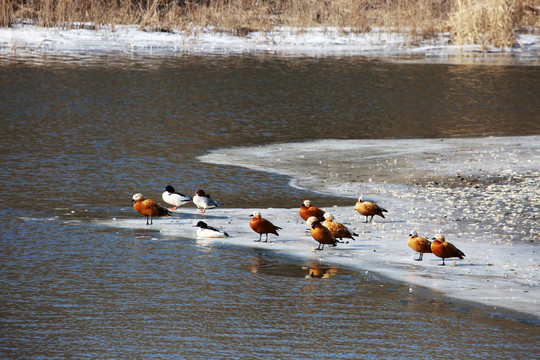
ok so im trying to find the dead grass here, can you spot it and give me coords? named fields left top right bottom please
left=449, top=0, right=540, bottom=49
left=1, top=0, right=539, bottom=48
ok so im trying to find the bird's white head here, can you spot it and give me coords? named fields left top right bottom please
left=132, top=193, right=144, bottom=202
left=409, top=231, right=418, bottom=237
left=323, top=213, right=333, bottom=220
left=306, top=216, right=319, bottom=226
left=251, top=211, right=262, bottom=218
left=303, top=200, right=311, bottom=207
left=433, top=234, right=446, bottom=242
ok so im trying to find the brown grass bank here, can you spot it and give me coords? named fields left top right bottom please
left=1, top=0, right=539, bottom=48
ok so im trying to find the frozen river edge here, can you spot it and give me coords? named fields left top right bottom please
left=102, top=136, right=539, bottom=321
left=1, top=25, right=539, bottom=64
left=196, top=136, right=540, bottom=320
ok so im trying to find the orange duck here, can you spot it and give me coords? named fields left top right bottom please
left=299, top=200, right=325, bottom=221
left=355, top=196, right=387, bottom=223
left=250, top=211, right=282, bottom=242
left=407, top=231, right=432, bottom=261
left=431, top=235, right=465, bottom=265
left=307, top=216, right=337, bottom=250
left=322, top=213, right=357, bottom=242
left=131, top=193, right=171, bottom=225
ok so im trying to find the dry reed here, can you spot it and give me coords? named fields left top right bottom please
left=1, top=0, right=538, bottom=48
left=449, top=0, right=540, bottom=49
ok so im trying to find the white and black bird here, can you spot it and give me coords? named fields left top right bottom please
left=193, top=221, right=229, bottom=238
left=193, top=189, right=223, bottom=213
left=162, top=185, right=192, bottom=210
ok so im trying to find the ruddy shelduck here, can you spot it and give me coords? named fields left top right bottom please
left=250, top=211, right=282, bottom=242
left=131, top=193, right=171, bottom=225
left=355, top=196, right=387, bottom=222
left=162, top=185, right=192, bottom=210
left=299, top=200, right=325, bottom=221
left=407, top=231, right=432, bottom=261
left=431, top=235, right=465, bottom=265
left=322, top=213, right=357, bottom=242
left=193, top=189, right=223, bottom=213
left=307, top=216, right=337, bottom=250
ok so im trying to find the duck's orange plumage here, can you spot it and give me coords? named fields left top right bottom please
left=307, top=216, right=337, bottom=250
left=407, top=231, right=432, bottom=261
left=299, top=200, right=325, bottom=221
left=322, top=213, right=357, bottom=241
left=430, top=235, right=465, bottom=265
left=250, top=211, right=282, bottom=242
left=132, top=193, right=171, bottom=225
left=355, top=196, right=387, bottom=223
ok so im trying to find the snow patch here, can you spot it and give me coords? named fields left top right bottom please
left=1, top=25, right=539, bottom=64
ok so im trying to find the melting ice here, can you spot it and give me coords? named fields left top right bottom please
left=103, top=136, right=539, bottom=319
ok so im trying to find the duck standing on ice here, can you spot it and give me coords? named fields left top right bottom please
left=131, top=193, right=171, bottom=225
left=307, top=216, right=337, bottom=250
left=193, top=189, right=223, bottom=213
left=162, top=185, right=192, bottom=210
left=299, top=199, right=325, bottom=221
left=407, top=231, right=432, bottom=261
left=193, top=221, right=229, bottom=238
left=249, top=211, right=281, bottom=242
left=431, top=235, right=465, bottom=265
left=322, top=213, right=357, bottom=242
left=355, top=196, right=388, bottom=223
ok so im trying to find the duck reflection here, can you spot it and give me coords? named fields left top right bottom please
left=304, top=261, right=339, bottom=278
left=248, top=255, right=269, bottom=274
left=247, top=253, right=340, bottom=279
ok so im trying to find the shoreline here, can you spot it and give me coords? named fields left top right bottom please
left=1, top=25, right=539, bottom=64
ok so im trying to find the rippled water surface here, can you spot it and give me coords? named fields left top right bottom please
left=1, top=54, right=539, bottom=358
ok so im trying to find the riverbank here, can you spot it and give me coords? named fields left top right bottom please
left=1, top=25, right=539, bottom=64
left=3, top=0, right=539, bottom=49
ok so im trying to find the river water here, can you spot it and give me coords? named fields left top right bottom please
left=1, top=54, right=539, bottom=358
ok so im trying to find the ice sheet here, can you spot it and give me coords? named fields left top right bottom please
left=97, top=136, right=539, bottom=319
left=101, top=203, right=539, bottom=320
left=191, top=136, right=538, bottom=318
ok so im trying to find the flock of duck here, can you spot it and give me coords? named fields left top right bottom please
left=131, top=185, right=466, bottom=266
